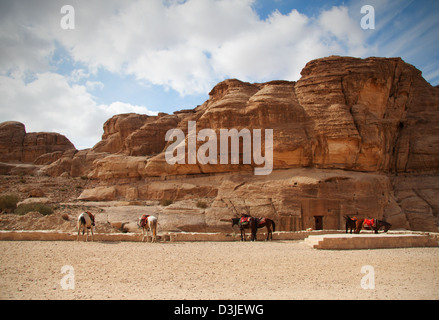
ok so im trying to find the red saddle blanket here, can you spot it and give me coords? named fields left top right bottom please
left=240, top=217, right=267, bottom=227
left=363, top=219, right=375, bottom=227
left=140, top=214, right=150, bottom=227
left=240, top=216, right=251, bottom=225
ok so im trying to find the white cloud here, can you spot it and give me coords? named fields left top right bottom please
left=0, top=0, right=371, bottom=96
left=211, top=6, right=369, bottom=83
left=48, top=0, right=368, bottom=94
left=318, top=6, right=366, bottom=54
left=101, top=101, right=158, bottom=116
left=69, top=69, right=93, bottom=83
left=0, top=1, right=55, bottom=75
left=211, top=9, right=314, bottom=82
left=85, top=80, right=104, bottom=91
left=0, top=72, right=157, bottom=149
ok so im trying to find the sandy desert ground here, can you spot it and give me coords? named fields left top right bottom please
left=0, top=240, right=438, bottom=300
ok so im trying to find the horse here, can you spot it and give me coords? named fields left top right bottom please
left=232, top=215, right=276, bottom=241
left=252, top=217, right=276, bottom=241
left=344, top=215, right=356, bottom=234
left=137, top=214, right=158, bottom=242
left=77, top=211, right=95, bottom=242
left=354, top=217, right=392, bottom=234
left=232, top=214, right=256, bottom=241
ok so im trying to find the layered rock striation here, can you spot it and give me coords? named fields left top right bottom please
left=47, top=56, right=438, bottom=180
left=0, top=121, right=76, bottom=175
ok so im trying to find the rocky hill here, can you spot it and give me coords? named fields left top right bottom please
left=0, top=121, right=75, bottom=164
left=1, top=56, right=438, bottom=233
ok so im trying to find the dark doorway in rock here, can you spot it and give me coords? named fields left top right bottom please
left=314, top=216, right=323, bottom=230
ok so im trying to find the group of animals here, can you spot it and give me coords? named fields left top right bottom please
left=77, top=212, right=157, bottom=242
left=231, top=215, right=276, bottom=241
left=343, top=215, right=392, bottom=234
left=76, top=211, right=391, bottom=242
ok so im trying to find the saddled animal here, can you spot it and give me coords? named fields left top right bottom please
left=77, top=211, right=95, bottom=242
left=251, top=217, right=276, bottom=241
left=232, top=214, right=276, bottom=241
left=344, top=215, right=357, bottom=234
left=138, top=214, right=158, bottom=242
left=231, top=215, right=255, bottom=241
left=354, top=217, right=391, bottom=234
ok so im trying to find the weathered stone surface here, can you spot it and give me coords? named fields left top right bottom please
left=77, top=186, right=118, bottom=201
left=0, top=121, right=76, bottom=164
left=77, top=167, right=426, bottom=232
left=92, top=113, right=150, bottom=154
left=0, top=121, right=26, bottom=162
left=304, top=233, right=438, bottom=250
left=47, top=57, right=437, bottom=181
left=134, top=57, right=438, bottom=177
left=296, top=56, right=439, bottom=173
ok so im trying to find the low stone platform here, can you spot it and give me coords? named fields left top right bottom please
left=304, top=232, right=439, bottom=250
left=0, top=230, right=141, bottom=242
left=0, top=230, right=342, bottom=242
left=2, top=230, right=438, bottom=248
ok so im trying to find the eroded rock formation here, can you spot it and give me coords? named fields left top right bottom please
left=0, top=121, right=76, bottom=175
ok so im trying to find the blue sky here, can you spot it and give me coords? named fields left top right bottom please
left=0, top=0, right=438, bottom=149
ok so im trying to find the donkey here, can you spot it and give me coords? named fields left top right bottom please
left=344, top=215, right=357, bottom=234
left=355, top=218, right=391, bottom=234
left=232, top=215, right=276, bottom=241
left=253, top=217, right=276, bottom=241
left=232, top=214, right=256, bottom=241
left=138, top=214, right=158, bottom=242
left=77, top=211, right=95, bottom=242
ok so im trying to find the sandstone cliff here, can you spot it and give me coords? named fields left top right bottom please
left=0, top=121, right=76, bottom=175
left=52, top=56, right=438, bottom=180
left=2, top=56, right=439, bottom=232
